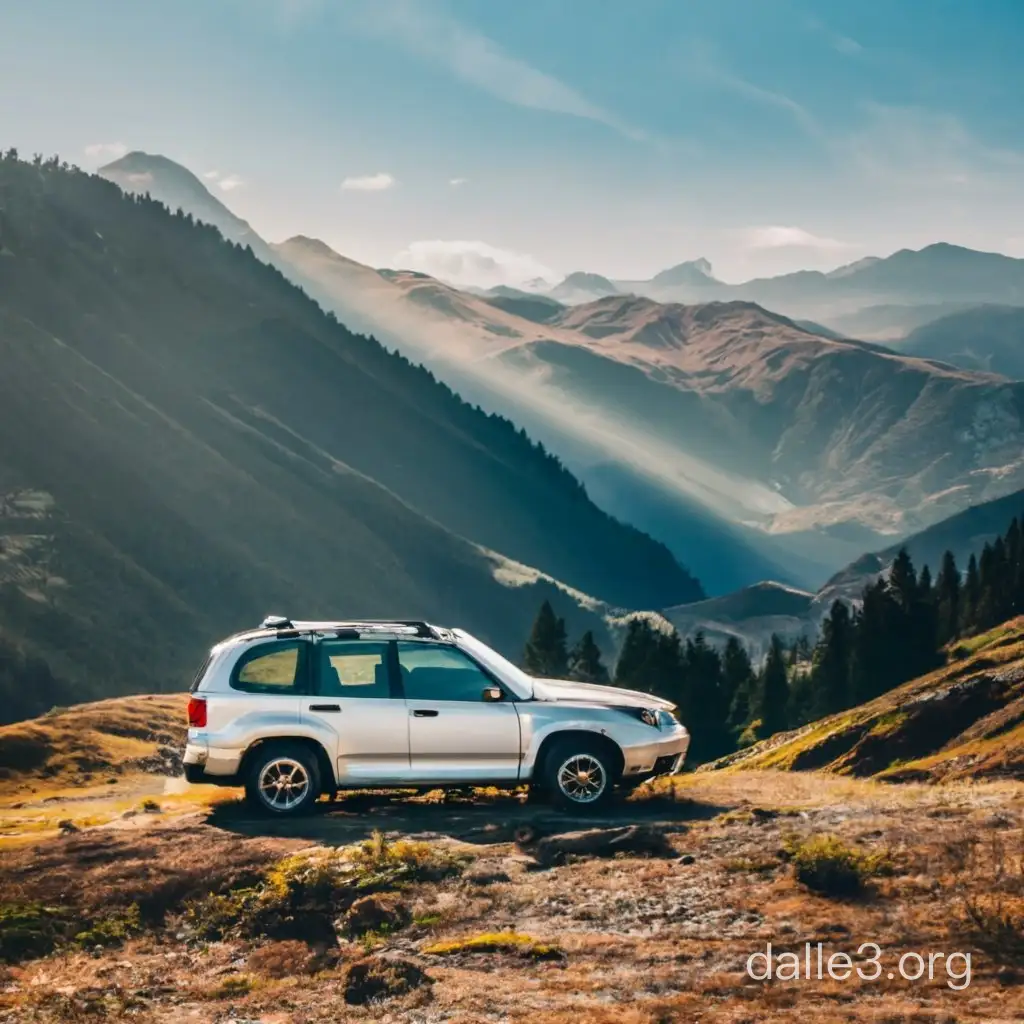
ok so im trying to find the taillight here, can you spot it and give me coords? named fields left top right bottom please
left=187, top=696, right=207, bottom=729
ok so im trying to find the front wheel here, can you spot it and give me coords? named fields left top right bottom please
left=542, top=738, right=617, bottom=811
left=245, top=742, right=321, bottom=817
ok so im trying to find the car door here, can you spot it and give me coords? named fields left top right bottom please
left=397, top=641, right=522, bottom=783
left=299, top=639, right=412, bottom=785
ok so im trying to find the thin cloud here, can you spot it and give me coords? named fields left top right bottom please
left=805, top=16, right=863, bottom=56
left=203, top=169, right=220, bottom=180
left=344, top=0, right=646, bottom=141
left=449, top=177, right=467, bottom=187
left=217, top=174, right=246, bottom=192
left=393, top=239, right=555, bottom=290
left=83, top=142, right=128, bottom=161
left=839, top=102, right=1024, bottom=190
left=341, top=172, right=396, bottom=191
left=744, top=226, right=849, bottom=251
left=682, top=41, right=822, bottom=139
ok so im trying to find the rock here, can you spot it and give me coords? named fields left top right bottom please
left=342, top=955, right=431, bottom=1005
left=57, top=820, right=79, bottom=834
left=525, top=824, right=677, bottom=867
left=340, top=894, right=411, bottom=938
left=677, top=854, right=696, bottom=865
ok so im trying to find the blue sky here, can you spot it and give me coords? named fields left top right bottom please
left=2, top=0, right=1023, bottom=285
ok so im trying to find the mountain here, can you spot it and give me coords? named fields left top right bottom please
left=100, top=152, right=266, bottom=255
left=649, top=257, right=718, bottom=290
left=814, top=302, right=976, bottom=342
left=514, top=295, right=1024, bottom=537
left=482, top=291, right=566, bottom=324
left=899, top=305, right=1024, bottom=379
left=549, top=271, right=621, bottom=305
left=662, top=581, right=814, bottom=660
left=0, top=153, right=704, bottom=721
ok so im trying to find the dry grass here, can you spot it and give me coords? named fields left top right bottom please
left=0, top=694, right=187, bottom=797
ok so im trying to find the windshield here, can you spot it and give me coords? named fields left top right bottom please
left=454, top=630, right=535, bottom=699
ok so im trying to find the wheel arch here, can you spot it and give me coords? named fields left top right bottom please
left=239, top=736, right=334, bottom=795
left=532, top=729, right=625, bottom=784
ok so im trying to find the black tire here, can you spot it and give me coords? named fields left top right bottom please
left=245, top=741, right=321, bottom=817
left=542, top=737, right=617, bottom=811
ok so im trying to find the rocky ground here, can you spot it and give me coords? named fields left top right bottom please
left=1, top=772, right=1022, bottom=1023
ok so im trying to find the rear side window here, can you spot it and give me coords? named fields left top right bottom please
left=231, top=641, right=307, bottom=694
left=318, top=641, right=391, bottom=698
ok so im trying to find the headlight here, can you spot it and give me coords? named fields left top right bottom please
left=656, top=709, right=679, bottom=730
left=617, top=706, right=666, bottom=729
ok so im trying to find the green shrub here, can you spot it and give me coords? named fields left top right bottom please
left=74, top=903, right=141, bottom=948
left=784, top=834, right=887, bottom=897
left=0, top=902, right=70, bottom=962
left=183, top=835, right=463, bottom=943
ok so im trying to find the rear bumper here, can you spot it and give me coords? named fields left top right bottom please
left=183, top=762, right=239, bottom=787
left=182, top=738, right=243, bottom=786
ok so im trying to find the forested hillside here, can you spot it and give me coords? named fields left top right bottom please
left=0, top=152, right=699, bottom=722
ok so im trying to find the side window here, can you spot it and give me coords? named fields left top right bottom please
left=318, top=641, right=391, bottom=698
left=232, top=641, right=306, bottom=694
left=397, top=643, right=500, bottom=702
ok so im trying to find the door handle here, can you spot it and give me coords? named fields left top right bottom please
left=411, top=709, right=439, bottom=717
left=309, top=703, right=341, bottom=712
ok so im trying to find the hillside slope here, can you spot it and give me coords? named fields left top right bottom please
left=900, top=305, right=1024, bottom=379
left=0, top=154, right=700, bottom=717
left=708, top=618, right=1024, bottom=782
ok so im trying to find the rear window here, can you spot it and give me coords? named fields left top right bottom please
left=189, top=651, right=214, bottom=693
left=231, top=640, right=308, bottom=694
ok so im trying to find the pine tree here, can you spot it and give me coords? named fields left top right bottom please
left=522, top=600, right=568, bottom=677
left=811, top=599, right=852, bottom=717
left=851, top=579, right=897, bottom=702
left=567, top=630, right=609, bottom=683
left=889, top=548, right=918, bottom=612
left=757, top=634, right=790, bottom=738
left=722, top=636, right=755, bottom=732
left=680, top=632, right=729, bottom=762
left=614, top=618, right=684, bottom=703
left=1007, top=517, right=1024, bottom=617
left=935, top=550, right=960, bottom=646
left=962, top=553, right=980, bottom=634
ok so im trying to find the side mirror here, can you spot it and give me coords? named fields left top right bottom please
left=482, top=686, right=504, bottom=702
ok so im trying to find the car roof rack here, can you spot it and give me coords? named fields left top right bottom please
left=257, top=616, right=442, bottom=639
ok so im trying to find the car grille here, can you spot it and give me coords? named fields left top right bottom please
left=653, top=754, right=678, bottom=775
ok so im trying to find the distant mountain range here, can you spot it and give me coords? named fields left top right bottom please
left=547, top=244, right=1024, bottom=328
left=0, top=152, right=705, bottom=718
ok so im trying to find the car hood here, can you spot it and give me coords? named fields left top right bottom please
left=531, top=678, right=676, bottom=711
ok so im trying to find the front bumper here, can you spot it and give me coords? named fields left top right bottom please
left=620, top=725, right=690, bottom=779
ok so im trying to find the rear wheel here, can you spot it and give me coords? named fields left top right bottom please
left=245, top=742, right=321, bottom=817
left=542, top=737, right=617, bottom=811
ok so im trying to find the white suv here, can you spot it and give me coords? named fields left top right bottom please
left=183, top=617, right=689, bottom=815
